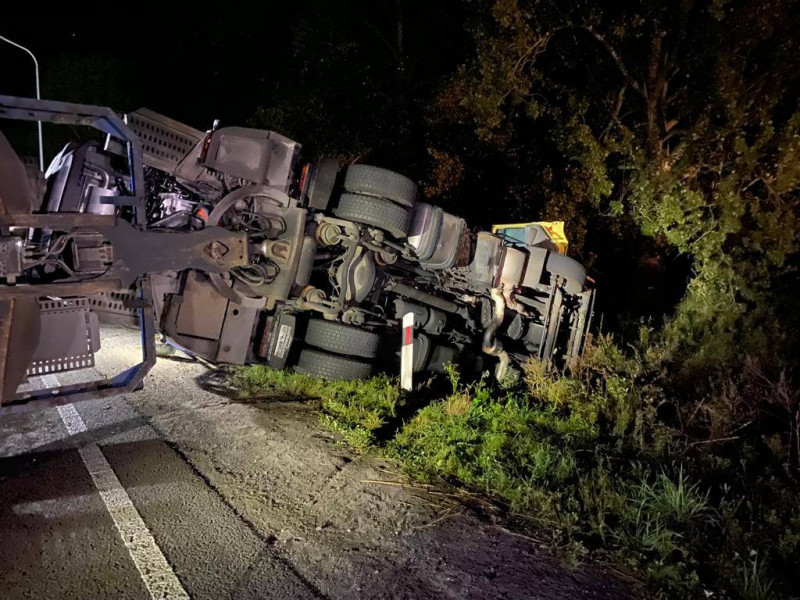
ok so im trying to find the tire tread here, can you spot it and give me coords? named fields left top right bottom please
left=343, top=165, right=417, bottom=207
left=295, top=349, right=374, bottom=380
left=334, top=193, right=410, bottom=238
left=305, top=320, right=380, bottom=358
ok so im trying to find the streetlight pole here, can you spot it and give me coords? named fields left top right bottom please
left=0, top=34, right=44, bottom=171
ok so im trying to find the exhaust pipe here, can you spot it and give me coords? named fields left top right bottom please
left=482, top=288, right=510, bottom=380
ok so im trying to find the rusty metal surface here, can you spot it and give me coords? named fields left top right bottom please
left=0, top=297, right=40, bottom=404
left=0, top=214, right=247, bottom=290
left=161, top=293, right=220, bottom=360
left=0, top=213, right=116, bottom=229
left=99, top=221, right=248, bottom=287
left=215, top=303, right=259, bottom=364
left=175, top=272, right=229, bottom=340
left=0, top=131, right=35, bottom=217
left=0, top=301, right=9, bottom=399
left=0, top=237, right=23, bottom=280
left=0, top=279, right=123, bottom=298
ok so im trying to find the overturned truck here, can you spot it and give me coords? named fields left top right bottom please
left=0, top=96, right=594, bottom=411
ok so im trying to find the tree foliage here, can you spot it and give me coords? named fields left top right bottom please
left=429, top=0, right=800, bottom=367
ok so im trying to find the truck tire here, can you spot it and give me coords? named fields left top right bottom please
left=343, top=165, right=417, bottom=207
left=334, top=193, right=410, bottom=239
left=544, top=253, right=587, bottom=295
left=305, top=319, right=380, bottom=358
left=295, top=349, right=374, bottom=380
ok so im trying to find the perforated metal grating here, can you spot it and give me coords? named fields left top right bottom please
left=87, top=290, right=139, bottom=326
left=88, top=290, right=136, bottom=313
left=127, top=108, right=204, bottom=173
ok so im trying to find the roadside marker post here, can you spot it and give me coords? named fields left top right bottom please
left=401, top=312, right=414, bottom=391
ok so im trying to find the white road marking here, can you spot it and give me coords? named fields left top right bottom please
left=40, top=374, right=60, bottom=389
left=56, top=399, right=190, bottom=600
left=57, top=403, right=86, bottom=436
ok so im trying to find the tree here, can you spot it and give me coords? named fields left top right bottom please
left=428, top=0, right=800, bottom=367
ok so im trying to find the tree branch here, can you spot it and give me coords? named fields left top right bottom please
left=510, top=25, right=642, bottom=98
left=350, top=8, right=403, bottom=67
left=582, top=26, right=645, bottom=98
left=601, top=85, right=627, bottom=139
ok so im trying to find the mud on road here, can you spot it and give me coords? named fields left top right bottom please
left=0, top=328, right=635, bottom=599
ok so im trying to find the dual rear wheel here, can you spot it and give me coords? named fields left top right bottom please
left=301, top=166, right=416, bottom=380
left=295, top=319, right=380, bottom=380
left=333, top=165, right=417, bottom=239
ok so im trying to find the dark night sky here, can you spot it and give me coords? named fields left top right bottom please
left=2, top=1, right=468, bottom=165
left=2, top=2, right=298, bottom=127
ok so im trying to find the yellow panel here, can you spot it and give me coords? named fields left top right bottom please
left=491, top=222, right=529, bottom=232
left=535, top=221, right=569, bottom=254
left=491, top=221, right=569, bottom=254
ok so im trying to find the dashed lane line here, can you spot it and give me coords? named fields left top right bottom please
left=56, top=399, right=190, bottom=600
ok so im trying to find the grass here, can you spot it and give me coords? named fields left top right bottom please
left=739, top=553, right=774, bottom=600
left=230, top=365, right=398, bottom=452
left=231, top=340, right=800, bottom=600
left=638, top=468, right=712, bottom=527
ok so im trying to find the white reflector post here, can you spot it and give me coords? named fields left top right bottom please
left=401, top=312, right=414, bottom=391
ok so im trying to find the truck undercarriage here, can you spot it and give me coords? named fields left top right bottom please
left=0, top=96, right=594, bottom=412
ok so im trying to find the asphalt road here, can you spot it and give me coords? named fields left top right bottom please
left=0, top=328, right=634, bottom=600
left=0, top=376, right=320, bottom=599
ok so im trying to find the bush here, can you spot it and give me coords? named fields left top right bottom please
left=387, top=349, right=800, bottom=599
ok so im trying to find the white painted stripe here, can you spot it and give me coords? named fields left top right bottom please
left=57, top=403, right=86, bottom=435
left=77, top=444, right=189, bottom=600
left=57, top=399, right=189, bottom=600
left=41, top=374, right=60, bottom=389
